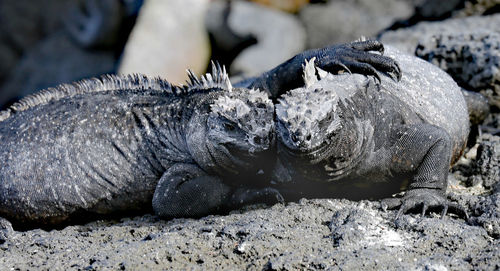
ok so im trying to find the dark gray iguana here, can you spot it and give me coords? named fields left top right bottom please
left=274, top=46, right=473, bottom=219
left=0, top=65, right=278, bottom=230
left=0, top=40, right=400, bottom=232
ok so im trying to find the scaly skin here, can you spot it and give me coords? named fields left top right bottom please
left=0, top=40, right=401, bottom=234
left=274, top=46, right=470, bottom=219
left=0, top=65, right=276, bottom=230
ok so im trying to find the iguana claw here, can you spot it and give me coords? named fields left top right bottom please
left=314, top=40, right=402, bottom=83
left=382, top=188, right=469, bottom=221
left=349, top=39, right=385, bottom=55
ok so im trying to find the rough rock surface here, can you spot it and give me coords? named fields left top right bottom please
left=299, top=0, right=413, bottom=49
left=389, top=0, right=500, bottom=29
left=379, top=14, right=500, bottom=54
left=416, top=32, right=500, bottom=109
left=0, top=131, right=498, bottom=270
left=118, top=0, right=211, bottom=84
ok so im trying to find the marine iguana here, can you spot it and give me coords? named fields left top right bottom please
left=0, top=40, right=401, bottom=232
left=0, top=64, right=278, bottom=229
left=274, top=46, right=472, bottom=219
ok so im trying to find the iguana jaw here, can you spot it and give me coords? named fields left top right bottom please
left=277, top=117, right=369, bottom=182
left=278, top=130, right=337, bottom=163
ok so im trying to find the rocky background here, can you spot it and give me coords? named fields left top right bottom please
left=0, top=0, right=499, bottom=270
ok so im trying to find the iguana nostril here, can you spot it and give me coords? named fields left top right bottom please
left=291, top=134, right=298, bottom=143
left=306, top=134, right=311, bottom=141
left=253, top=137, right=261, bottom=145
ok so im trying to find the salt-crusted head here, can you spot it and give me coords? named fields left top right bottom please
left=208, top=88, right=275, bottom=155
left=184, top=63, right=275, bottom=175
left=276, top=58, right=342, bottom=152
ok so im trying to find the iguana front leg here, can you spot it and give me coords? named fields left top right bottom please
left=152, top=163, right=284, bottom=219
left=152, top=163, right=231, bottom=218
left=236, top=40, right=401, bottom=100
left=382, top=124, right=468, bottom=219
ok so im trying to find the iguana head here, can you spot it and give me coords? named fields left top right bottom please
left=184, top=63, right=275, bottom=176
left=276, top=86, right=341, bottom=158
left=275, top=58, right=342, bottom=157
left=274, top=59, right=367, bottom=181
left=206, top=88, right=275, bottom=173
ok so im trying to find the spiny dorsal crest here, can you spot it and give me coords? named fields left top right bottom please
left=0, top=63, right=232, bottom=122
left=183, top=61, right=232, bottom=93
left=211, top=89, right=274, bottom=138
left=0, top=74, right=176, bottom=122
left=276, top=59, right=341, bottom=134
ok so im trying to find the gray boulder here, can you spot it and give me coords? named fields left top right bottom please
left=379, top=14, right=500, bottom=54
left=209, top=0, right=306, bottom=78
left=118, top=0, right=211, bottom=84
left=416, top=32, right=500, bottom=109
left=299, top=0, right=413, bottom=49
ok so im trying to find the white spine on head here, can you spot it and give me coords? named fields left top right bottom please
left=303, top=57, right=318, bottom=88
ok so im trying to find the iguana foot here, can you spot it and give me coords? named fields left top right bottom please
left=382, top=189, right=469, bottom=220
left=230, top=187, right=285, bottom=207
left=0, top=217, right=14, bottom=244
left=313, top=40, right=402, bottom=82
left=152, top=164, right=232, bottom=219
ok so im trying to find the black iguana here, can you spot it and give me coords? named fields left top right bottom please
left=0, top=64, right=278, bottom=230
left=0, top=40, right=401, bottom=233
left=274, top=45, right=475, bottom=219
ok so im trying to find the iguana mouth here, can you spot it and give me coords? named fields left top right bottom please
left=206, top=142, right=251, bottom=176
left=279, top=133, right=360, bottom=182
left=280, top=134, right=336, bottom=164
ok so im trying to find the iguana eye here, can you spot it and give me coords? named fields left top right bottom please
left=224, top=123, right=235, bottom=131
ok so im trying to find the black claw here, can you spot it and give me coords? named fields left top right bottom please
left=337, top=62, right=352, bottom=75
left=440, top=205, right=448, bottom=219
left=345, top=61, right=381, bottom=83
left=276, top=192, right=285, bottom=204
left=421, top=203, right=428, bottom=217
left=395, top=201, right=410, bottom=220
left=349, top=40, right=384, bottom=54
left=381, top=198, right=401, bottom=211
left=392, top=61, right=402, bottom=81
left=395, top=207, right=403, bottom=221
left=385, top=188, right=469, bottom=221
left=356, top=53, right=401, bottom=82
left=448, top=203, right=469, bottom=220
